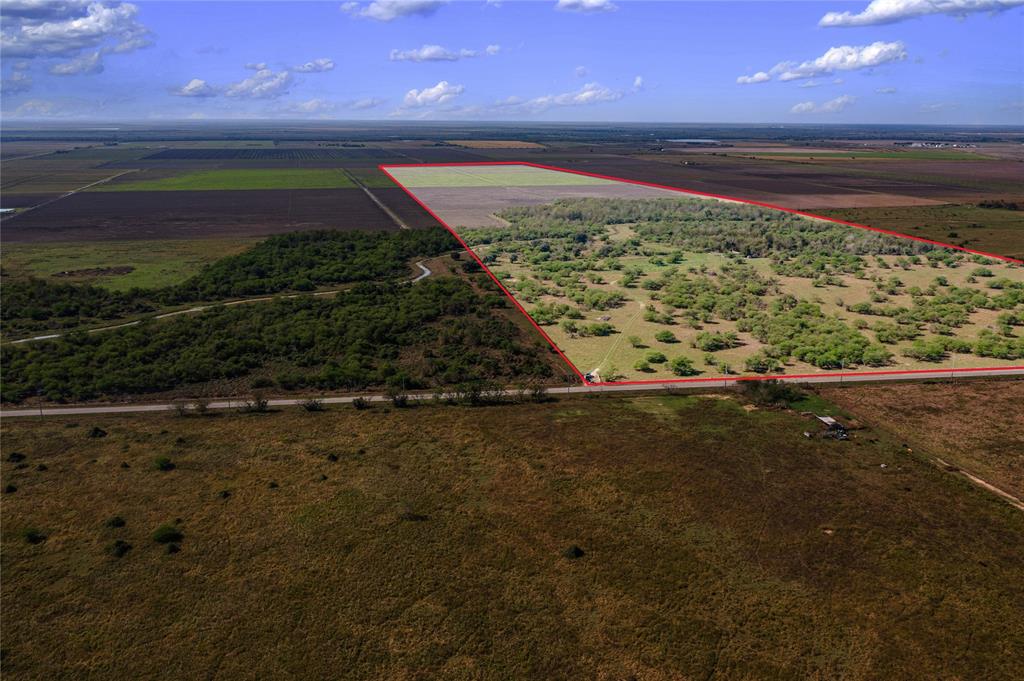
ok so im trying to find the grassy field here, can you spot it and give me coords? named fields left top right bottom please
left=2, top=239, right=258, bottom=291
left=385, top=164, right=615, bottom=188
left=816, top=203, right=1024, bottom=261
left=93, top=169, right=357, bottom=192
left=819, top=379, right=1024, bottom=498
left=2, top=393, right=1023, bottom=679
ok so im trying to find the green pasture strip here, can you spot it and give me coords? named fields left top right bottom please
left=92, top=168, right=357, bottom=192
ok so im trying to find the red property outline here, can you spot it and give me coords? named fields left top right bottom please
left=380, top=161, right=1024, bottom=386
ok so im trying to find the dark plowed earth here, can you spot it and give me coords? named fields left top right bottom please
left=2, top=188, right=406, bottom=242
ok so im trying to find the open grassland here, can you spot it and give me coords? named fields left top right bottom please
left=2, top=239, right=258, bottom=291
left=2, top=394, right=1023, bottom=680
left=92, top=168, right=356, bottom=192
left=815, top=203, right=1024, bottom=262
left=818, top=379, right=1024, bottom=498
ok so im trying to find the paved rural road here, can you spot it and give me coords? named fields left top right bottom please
left=3, top=367, right=1021, bottom=418
left=8, top=260, right=434, bottom=345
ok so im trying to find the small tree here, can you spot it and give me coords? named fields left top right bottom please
left=655, top=330, right=678, bottom=344
left=669, top=356, right=699, bottom=376
left=299, top=397, right=325, bottom=412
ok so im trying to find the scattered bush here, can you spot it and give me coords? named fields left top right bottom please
left=105, top=515, right=126, bottom=528
left=23, top=528, right=47, bottom=544
left=300, top=397, right=325, bottom=412
left=352, top=397, right=370, bottom=410
left=108, top=540, right=132, bottom=558
left=740, top=379, right=805, bottom=408
left=152, top=524, right=183, bottom=544
left=154, top=457, right=175, bottom=472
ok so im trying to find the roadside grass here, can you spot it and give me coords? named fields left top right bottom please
left=2, top=238, right=258, bottom=291
left=92, top=168, right=357, bottom=192
left=815, top=203, right=1024, bottom=261
left=2, top=395, right=1023, bottom=679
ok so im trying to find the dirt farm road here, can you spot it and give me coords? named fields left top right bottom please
left=3, top=367, right=1022, bottom=419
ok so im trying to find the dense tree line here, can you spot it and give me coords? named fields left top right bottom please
left=2, top=277, right=553, bottom=403
left=3, top=228, right=458, bottom=335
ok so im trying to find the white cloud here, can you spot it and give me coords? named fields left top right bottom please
left=496, top=81, right=625, bottom=114
left=798, top=80, right=822, bottom=88
left=390, top=44, right=469, bottom=61
left=736, top=71, right=770, bottom=85
left=876, top=86, right=898, bottom=94
left=402, top=80, right=464, bottom=107
left=244, top=62, right=268, bottom=71
left=0, top=1, right=151, bottom=58
left=225, top=68, right=293, bottom=99
left=790, top=94, right=856, bottom=114
left=820, top=0, right=1024, bottom=27
left=350, top=97, right=385, bottom=110
left=342, top=0, right=447, bottom=21
left=740, top=41, right=907, bottom=83
left=1, top=70, right=33, bottom=94
left=632, top=75, right=644, bottom=91
left=171, top=78, right=217, bottom=98
left=282, top=98, right=336, bottom=114
left=555, top=0, right=617, bottom=12
left=389, top=44, right=499, bottom=62
left=49, top=51, right=103, bottom=75
left=293, top=58, right=335, bottom=73
left=12, top=98, right=64, bottom=117
left=574, top=65, right=589, bottom=78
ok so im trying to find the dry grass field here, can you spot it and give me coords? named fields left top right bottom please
left=818, top=379, right=1024, bottom=498
left=3, top=393, right=1024, bottom=680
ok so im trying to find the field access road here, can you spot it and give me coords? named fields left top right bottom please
left=7, top=261, right=434, bottom=346
left=3, top=367, right=1021, bottom=418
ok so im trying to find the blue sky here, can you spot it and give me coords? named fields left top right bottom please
left=2, top=0, right=1022, bottom=123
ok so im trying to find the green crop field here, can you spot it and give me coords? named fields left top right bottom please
left=93, top=168, right=357, bottom=192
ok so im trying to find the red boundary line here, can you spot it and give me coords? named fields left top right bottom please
left=380, top=161, right=1024, bottom=387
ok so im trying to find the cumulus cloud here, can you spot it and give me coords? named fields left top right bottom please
left=293, top=58, right=335, bottom=73
left=48, top=51, right=103, bottom=75
left=1, top=70, right=33, bottom=94
left=632, top=75, right=644, bottom=91
left=0, top=1, right=152, bottom=58
left=171, top=78, right=217, bottom=98
left=876, top=86, right=898, bottom=94
left=555, top=0, right=617, bottom=12
left=574, top=66, right=589, bottom=78
left=341, top=0, right=447, bottom=21
left=225, top=68, right=293, bottom=99
left=790, top=94, right=856, bottom=114
left=401, top=80, right=464, bottom=107
left=11, top=98, right=65, bottom=117
left=737, top=71, right=770, bottom=85
left=244, top=62, right=268, bottom=71
left=738, top=41, right=907, bottom=83
left=819, top=0, right=1024, bottom=27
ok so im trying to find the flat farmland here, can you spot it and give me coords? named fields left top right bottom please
left=387, top=163, right=1024, bottom=384
left=816, top=203, right=1024, bottom=262
left=2, top=188, right=401, bottom=242
left=92, top=168, right=356, bottom=192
